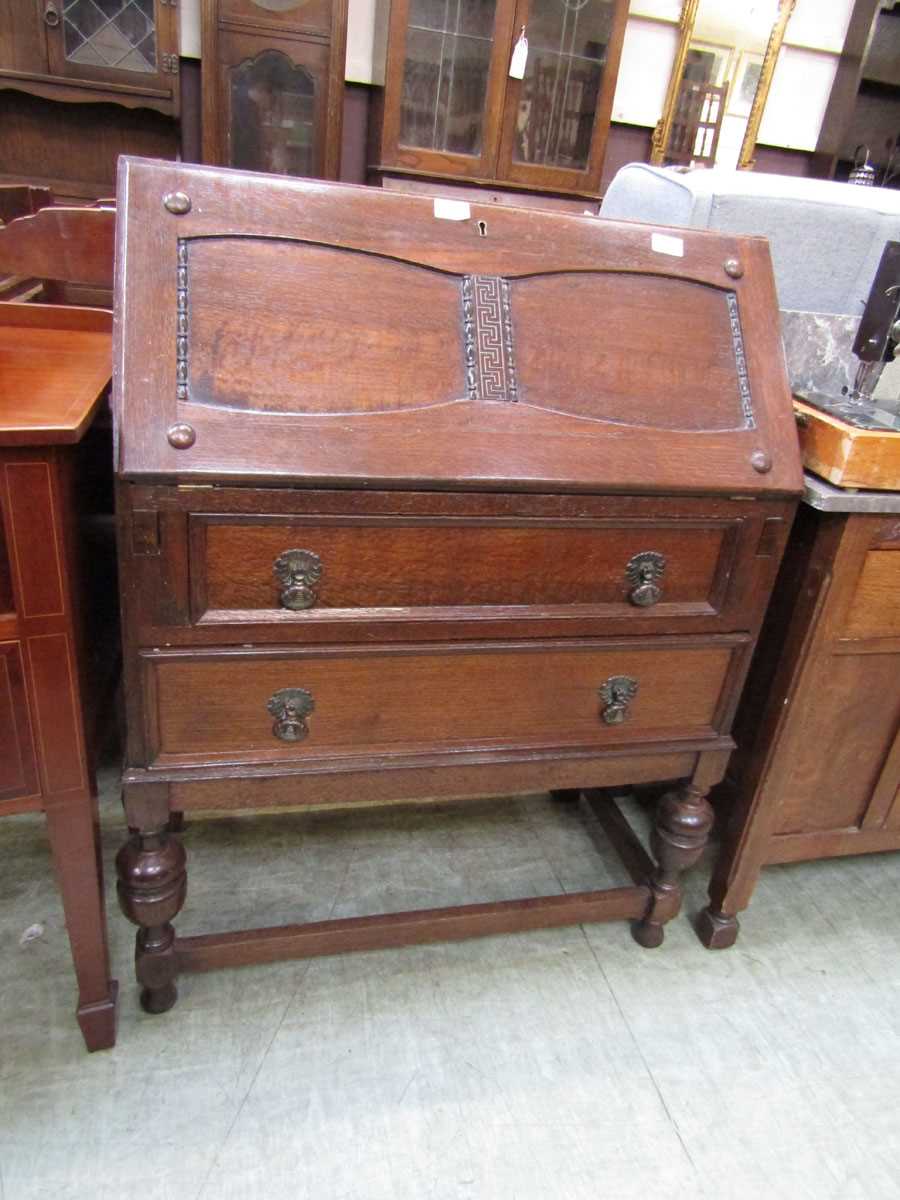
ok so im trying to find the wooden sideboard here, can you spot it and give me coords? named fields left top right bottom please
left=0, top=303, right=118, bottom=1051
left=701, top=475, right=900, bottom=946
left=112, top=158, right=801, bottom=1014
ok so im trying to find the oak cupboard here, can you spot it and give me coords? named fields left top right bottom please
left=0, top=0, right=180, bottom=115
left=0, top=2, right=179, bottom=200
left=701, top=482, right=900, bottom=948
left=368, top=0, right=629, bottom=200
left=201, top=0, right=348, bottom=179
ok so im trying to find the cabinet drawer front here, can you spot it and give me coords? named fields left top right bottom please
left=192, top=516, right=739, bottom=623
left=145, top=637, right=743, bottom=765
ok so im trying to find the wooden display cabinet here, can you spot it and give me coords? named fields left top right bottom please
left=0, top=2, right=179, bottom=201
left=201, top=0, right=348, bottom=179
left=369, top=0, right=629, bottom=200
left=0, top=0, right=180, bottom=115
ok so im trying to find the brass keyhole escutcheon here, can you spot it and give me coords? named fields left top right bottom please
left=599, top=676, right=638, bottom=725
left=273, top=549, right=323, bottom=610
left=267, top=688, right=315, bottom=742
left=626, top=551, right=666, bottom=607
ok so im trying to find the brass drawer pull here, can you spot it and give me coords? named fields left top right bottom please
left=626, top=551, right=666, bottom=607
left=267, top=688, right=315, bottom=741
left=599, top=676, right=638, bottom=725
left=273, top=549, right=322, bottom=610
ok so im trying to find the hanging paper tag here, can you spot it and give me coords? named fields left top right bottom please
left=509, top=28, right=528, bottom=79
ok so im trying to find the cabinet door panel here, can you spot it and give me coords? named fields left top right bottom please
left=380, top=0, right=518, bottom=179
left=213, top=29, right=333, bottom=177
left=843, top=548, right=900, bottom=639
left=44, top=0, right=178, bottom=102
left=771, top=651, right=900, bottom=835
left=496, top=0, right=628, bottom=193
left=220, top=0, right=334, bottom=35
left=0, top=4, right=47, bottom=72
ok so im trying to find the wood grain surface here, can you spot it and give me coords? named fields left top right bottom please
left=0, top=305, right=111, bottom=445
left=114, top=159, right=801, bottom=497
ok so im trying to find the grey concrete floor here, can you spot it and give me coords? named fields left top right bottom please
left=2, top=767, right=899, bottom=1200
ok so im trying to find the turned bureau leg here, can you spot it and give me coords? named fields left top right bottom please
left=116, top=785, right=187, bottom=1013
left=633, top=783, right=714, bottom=948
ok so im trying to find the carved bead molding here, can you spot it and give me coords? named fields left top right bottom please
left=176, top=240, right=188, bottom=403
left=462, top=275, right=518, bottom=403
left=726, top=292, right=755, bottom=429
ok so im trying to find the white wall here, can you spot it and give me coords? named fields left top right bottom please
left=180, top=0, right=201, bottom=58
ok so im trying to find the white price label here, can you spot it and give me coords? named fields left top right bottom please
left=433, top=198, right=471, bottom=221
left=651, top=232, right=684, bottom=258
left=509, top=29, right=528, bottom=79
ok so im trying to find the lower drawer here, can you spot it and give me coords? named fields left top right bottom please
left=143, top=636, right=746, bottom=767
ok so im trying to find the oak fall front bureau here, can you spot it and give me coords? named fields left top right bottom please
left=113, top=158, right=801, bottom=1013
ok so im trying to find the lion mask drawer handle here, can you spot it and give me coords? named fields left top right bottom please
left=267, top=688, right=315, bottom=741
left=273, top=549, right=322, bottom=610
left=599, top=676, right=638, bottom=725
left=626, top=551, right=666, bottom=607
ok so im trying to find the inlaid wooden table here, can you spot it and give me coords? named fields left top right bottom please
left=112, top=158, right=801, bottom=1015
left=0, top=302, right=118, bottom=1051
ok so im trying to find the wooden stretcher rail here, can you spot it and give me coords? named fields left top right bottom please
left=177, top=884, right=654, bottom=973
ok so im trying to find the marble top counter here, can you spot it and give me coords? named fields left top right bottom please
left=803, top=471, right=900, bottom=513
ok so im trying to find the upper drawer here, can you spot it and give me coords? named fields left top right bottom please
left=191, top=513, right=741, bottom=626
left=114, top=158, right=801, bottom=497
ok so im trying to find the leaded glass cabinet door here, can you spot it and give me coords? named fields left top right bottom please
left=44, top=0, right=180, bottom=104
left=379, top=0, right=518, bottom=180
left=201, top=0, right=348, bottom=179
left=496, top=0, right=628, bottom=193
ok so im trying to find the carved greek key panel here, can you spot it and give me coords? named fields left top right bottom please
left=462, top=274, right=518, bottom=403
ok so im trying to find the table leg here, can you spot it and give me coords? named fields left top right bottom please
left=43, top=791, right=118, bottom=1051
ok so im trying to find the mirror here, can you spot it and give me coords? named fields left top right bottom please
left=650, top=0, right=796, bottom=170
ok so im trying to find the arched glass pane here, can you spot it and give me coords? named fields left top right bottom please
left=230, top=50, right=317, bottom=176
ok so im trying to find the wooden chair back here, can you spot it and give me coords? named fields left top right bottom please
left=0, top=204, right=115, bottom=307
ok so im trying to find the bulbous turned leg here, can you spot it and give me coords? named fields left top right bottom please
left=116, top=826, right=187, bottom=1014
left=696, top=907, right=740, bottom=949
left=633, top=783, right=714, bottom=949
